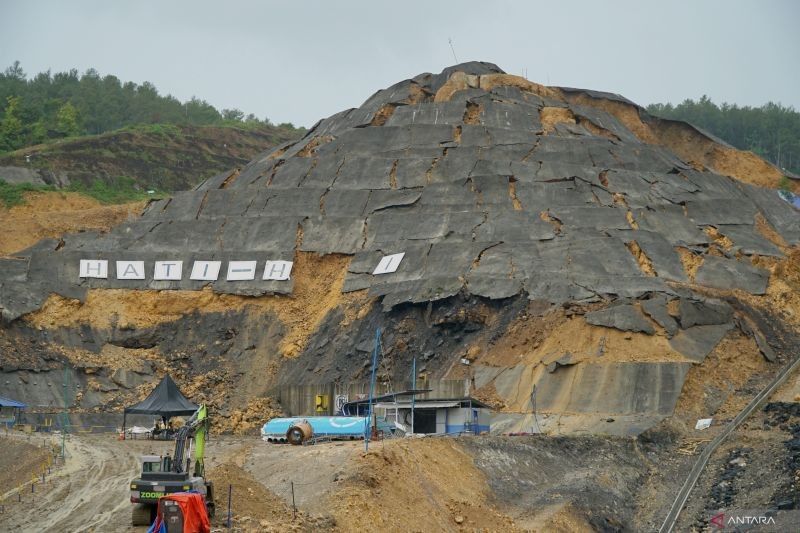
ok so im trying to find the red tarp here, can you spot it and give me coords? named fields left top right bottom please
left=150, top=492, right=210, bottom=533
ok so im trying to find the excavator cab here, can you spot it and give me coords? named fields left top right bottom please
left=141, top=455, right=164, bottom=473
left=139, top=454, right=177, bottom=476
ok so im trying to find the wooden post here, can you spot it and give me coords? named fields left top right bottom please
left=226, top=483, right=232, bottom=528
left=291, top=481, right=296, bottom=520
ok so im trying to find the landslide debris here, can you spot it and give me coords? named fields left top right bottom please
left=208, top=462, right=331, bottom=532
left=213, top=397, right=284, bottom=436
left=0, top=191, right=144, bottom=256
left=331, top=438, right=520, bottom=532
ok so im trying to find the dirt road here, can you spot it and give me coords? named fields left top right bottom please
left=0, top=433, right=254, bottom=532
left=0, top=434, right=149, bottom=532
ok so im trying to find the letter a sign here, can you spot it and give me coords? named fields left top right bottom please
left=116, top=261, right=145, bottom=280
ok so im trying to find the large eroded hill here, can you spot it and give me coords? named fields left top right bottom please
left=0, top=61, right=798, bottom=439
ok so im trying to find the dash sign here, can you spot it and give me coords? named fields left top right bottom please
left=226, top=261, right=257, bottom=281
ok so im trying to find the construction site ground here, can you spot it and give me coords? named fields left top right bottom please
left=0, top=392, right=797, bottom=533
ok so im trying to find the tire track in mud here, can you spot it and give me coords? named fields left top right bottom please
left=0, top=435, right=143, bottom=533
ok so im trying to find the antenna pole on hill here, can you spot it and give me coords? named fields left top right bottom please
left=448, top=38, right=458, bottom=63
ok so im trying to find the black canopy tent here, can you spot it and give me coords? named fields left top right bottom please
left=122, top=375, right=198, bottom=434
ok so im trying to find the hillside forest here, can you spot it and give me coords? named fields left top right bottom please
left=0, top=61, right=299, bottom=152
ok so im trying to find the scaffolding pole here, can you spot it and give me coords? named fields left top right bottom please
left=410, top=357, right=416, bottom=435
left=364, top=328, right=381, bottom=452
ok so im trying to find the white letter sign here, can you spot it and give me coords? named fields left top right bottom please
left=154, top=261, right=183, bottom=280
left=226, top=261, right=257, bottom=281
left=116, top=261, right=145, bottom=280
left=190, top=261, right=222, bottom=281
left=372, top=252, right=405, bottom=275
left=263, top=260, right=293, bottom=281
left=79, top=260, right=108, bottom=279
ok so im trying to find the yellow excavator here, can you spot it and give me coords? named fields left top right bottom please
left=129, top=405, right=215, bottom=526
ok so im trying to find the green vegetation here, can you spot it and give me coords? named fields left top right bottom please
left=0, top=179, right=53, bottom=207
left=0, top=61, right=303, bottom=153
left=647, top=97, right=800, bottom=175
left=0, top=176, right=163, bottom=208
left=121, top=123, right=183, bottom=138
left=66, top=175, right=165, bottom=204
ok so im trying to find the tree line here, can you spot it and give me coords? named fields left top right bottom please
left=2, top=60, right=797, bottom=177
left=0, top=61, right=298, bottom=152
left=647, top=96, right=799, bottom=176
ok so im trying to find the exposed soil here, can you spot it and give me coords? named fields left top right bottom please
left=478, top=74, right=561, bottom=100
left=562, top=91, right=791, bottom=191
left=626, top=240, right=656, bottom=276
left=0, top=191, right=144, bottom=256
left=676, top=246, right=705, bottom=282
left=0, top=434, right=52, bottom=498
left=652, top=119, right=790, bottom=192
left=757, top=248, right=800, bottom=329
left=472, top=308, right=689, bottom=373
left=563, top=92, right=660, bottom=144
left=25, top=252, right=372, bottom=359
left=212, top=397, right=283, bottom=436
left=434, top=71, right=479, bottom=103
left=674, top=329, right=768, bottom=421
left=540, top=107, right=576, bottom=134
left=756, top=212, right=790, bottom=249
left=435, top=72, right=560, bottom=103
left=330, top=438, right=521, bottom=533
left=207, top=462, right=329, bottom=532
left=704, top=226, right=734, bottom=251
left=370, top=104, right=398, bottom=127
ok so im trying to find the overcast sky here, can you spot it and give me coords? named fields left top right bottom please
left=1, top=0, right=797, bottom=127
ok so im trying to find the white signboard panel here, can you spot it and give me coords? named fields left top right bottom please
left=262, top=260, right=293, bottom=281
left=695, top=418, right=712, bottom=430
left=372, top=252, right=405, bottom=275
left=226, top=261, right=257, bottom=281
left=190, top=261, right=222, bottom=281
left=116, top=261, right=145, bottom=280
left=154, top=261, right=183, bottom=281
left=79, top=260, right=108, bottom=279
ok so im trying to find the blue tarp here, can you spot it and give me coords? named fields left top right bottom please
left=778, top=190, right=800, bottom=208
left=0, top=395, right=26, bottom=408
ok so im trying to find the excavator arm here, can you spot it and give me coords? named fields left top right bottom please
left=193, top=404, right=208, bottom=477
left=170, top=404, right=209, bottom=476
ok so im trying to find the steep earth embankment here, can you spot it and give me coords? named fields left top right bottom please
left=0, top=123, right=303, bottom=191
left=0, top=61, right=798, bottom=442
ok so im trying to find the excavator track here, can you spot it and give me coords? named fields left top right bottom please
left=132, top=503, right=154, bottom=526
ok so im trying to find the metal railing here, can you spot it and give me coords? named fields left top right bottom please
left=659, top=352, right=800, bottom=532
